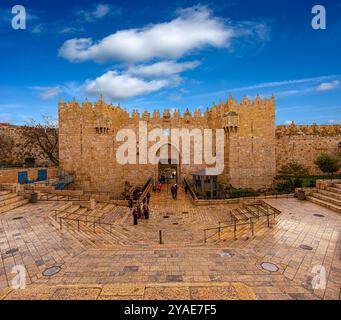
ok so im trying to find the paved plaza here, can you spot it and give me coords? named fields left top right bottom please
left=0, top=187, right=340, bottom=300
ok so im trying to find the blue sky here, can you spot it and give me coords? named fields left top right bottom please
left=0, top=0, right=340, bottom=125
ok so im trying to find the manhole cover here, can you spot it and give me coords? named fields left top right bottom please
left=5, top=248, right=19, bottom=255
left=43, top=266, right=61, bottom=277
left=313, top=214, right=325, bottom=218
left=12, top=216, right=23, bottom=220
left=299, top=245, right=313, bottom=251
left=220, top=252, right=231, bottom=258
left=260, top=262, right=279, bottom=272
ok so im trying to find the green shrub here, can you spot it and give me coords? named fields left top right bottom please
left=314, top=153, right=341, bottom=175
left=275, top=180, right=293, bottom=193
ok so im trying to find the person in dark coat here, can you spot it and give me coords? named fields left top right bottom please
left=133, top=207, right=138, bottom=225
left=174, top=184, right=178, bottom=200
left=137, top=202, right=142, bottom=218
left=143, top=203, right=149, bottom=219
left=170, top=185, right=175, bottom=199
left=146, top=192, right=151, bottom=204
left=128, top=198, right=133, bottom=210
left=184, top=185, right=189, bottom=194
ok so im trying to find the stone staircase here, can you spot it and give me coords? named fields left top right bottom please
left=205, top=201, right=280, bottom=245
left=0, top=190, right=29, bottom=214
left=306, top=182, right=341, bottom=213
left=52, top=202, right=141, bottom=248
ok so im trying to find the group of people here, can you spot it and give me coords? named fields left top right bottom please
left=128, top=191, right=151, bottom=225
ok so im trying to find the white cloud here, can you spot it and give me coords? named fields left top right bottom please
left=327, top=120, right=341, bottom=124
left=127, top=60, right=200, bottom=77
left=31, top=24, right=43, bottom=34
left=316, top=80, right=340, bottom=91
left=285, top=120, right=294, bottom=125
left=190, top=75, right=341, bottom=99
left=93, top=4, right=111, bottom=19
left=231, top=75, right=338, bottom=92
left=59, top=5, right=237, bottom=63
left=60, top=27, right=84, bottom=34
left=84, top=71, right=170, bottom=99
left=77, top=4, right=116, bottom=22
left=32, top=86, right=62, bottom=99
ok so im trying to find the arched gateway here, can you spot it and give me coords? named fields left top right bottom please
left=155, top=143, right=180, bottom=184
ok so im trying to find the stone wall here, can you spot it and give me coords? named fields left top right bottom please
left=0, top=167, right=58, bottom=184
left=276, top=124, right=341, bottom=174
left=59, top=95, right=276, bottom=195
left=0, top=123, right=54, bottom=166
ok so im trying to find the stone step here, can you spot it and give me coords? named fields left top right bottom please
left=317, top=189, right=341, bottom=201
left=79, top=222, right=133, bottom=246
left=306, top=196, right=341, bottom=214
left=0, top=195, right=26, bottom=208
left=0, top=192, right=18, bottom=202
left=56, top=202, right=73, bottom=212
left=0, top=198, right=29, bottom=214
left=57, top=212, right=137, bottom=247
left=326, top=187, right=341, bottom=195
left=56, top=204, right=81, bottom=219
left=311, top=192, right=341, bottom=207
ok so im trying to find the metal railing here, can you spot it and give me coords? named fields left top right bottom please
left=137, top=177, right=152, bottom=203
left=183, top=178, right=198, bottom=201
left=54, top=209, right=118, bottom=234
left=203, top=201, right=281, bottom=243
left=38, top=192, right=90, bottom=202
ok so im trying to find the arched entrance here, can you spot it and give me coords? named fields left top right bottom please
left=155, top=144, right=180, bottom=184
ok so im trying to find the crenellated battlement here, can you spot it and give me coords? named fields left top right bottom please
left=276, top=123, right=341, bottom=138
left=58, top=93, right=275, bottom=123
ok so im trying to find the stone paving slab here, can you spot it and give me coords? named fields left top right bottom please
left=0, top=194, right=340, bottom=300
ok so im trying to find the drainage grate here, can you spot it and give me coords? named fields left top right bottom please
left=182, top=212, right=189, bottom=214
left=313, top=214, right=325, bottom=218
left=43, top=266, right=61, bottom=277
left=299, top=245, right=313, bottom=251
left=12, top=216, right=23, bottom=220
left=5, top=248, right=19, bottom=255
left=260, top=262, right=279, bottom=272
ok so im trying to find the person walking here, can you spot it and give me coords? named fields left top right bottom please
left=143, top=203, right=149, bottom=219
left=128, top=198, right=133, bottom=211
left=140, top=201, right=144, bottom=218
left=132, top=207, right=138, bottom=225
left=174, top=184, right=178, bottom=200
left=146, top=191, right=151, bottom=204
left=137, top=202, right=142, bottom=218
left=170, top=184, right=175, bottom=199
left=184, top=184, right=189, bottom=194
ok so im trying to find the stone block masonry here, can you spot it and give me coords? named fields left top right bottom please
left=58, top=95, right=340, bottom=196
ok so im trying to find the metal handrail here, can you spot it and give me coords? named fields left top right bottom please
left=137, top=177, right=152, bottom=203
left=39, top=193, right=90, bottom=202
left=204, top=201, right=282, bottom=243
left=183, top=178, right=198, bottom=201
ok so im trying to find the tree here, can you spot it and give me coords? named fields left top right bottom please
left=0, top=129, right=14, bottom=164
left=278, top=162, right=309, bottom=178
left=23, top=116, right=59, bottom=166
left=276, top=162, right=309, bottom=191
left=314, top=153, right=341, bottom=175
